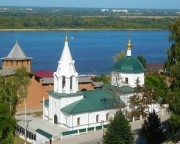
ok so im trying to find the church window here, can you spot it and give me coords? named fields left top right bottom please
left=70, top=76, right=73, bottom=90
left=11, top=61, right=13, bottom=66
left=96, top=115, right=99, bottom=123
left=106, top=113, right=109, bottom=121
left=125, top=77, right=128, bottom=84
left=54, top=115, right=58, bottom=124
left=77, top=117, right=80, bottom=126
left=62, top=77, right=65, bottom=89
left=16, top=61, right=18, bottom=66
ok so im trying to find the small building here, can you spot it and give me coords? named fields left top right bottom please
left=1, top=41, right=32, bottom=72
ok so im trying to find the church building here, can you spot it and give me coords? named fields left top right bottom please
left=43, top=35, right=156, bottom=131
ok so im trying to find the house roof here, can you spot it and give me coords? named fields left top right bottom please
left=146, top=63, right=164, bottom=72
left=42, top=78, right=54, bottom=84
left=61, top=89, right=124, bottom=114
left=0, top=68, right=16, bottom=76
left=93, top=81, right=104, bottom=88
left=78, top=76, right=93, bottom=83
left=1, top=42, right=32, bottom=60
left=112, top=56, right=146, bottom=73
left=33, top=70, right=53, bottom=78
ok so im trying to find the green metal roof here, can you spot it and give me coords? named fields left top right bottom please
left=103, top=84, right=135, bottom=94
left=36, top=129, right=52, bottom=139
left=61, top=89, right=124, bottom=114
left=112, top=56, right=146, bottom=73
left=48, top=90, right=83, bottom=98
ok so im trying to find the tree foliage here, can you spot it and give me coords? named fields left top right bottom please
left=164, top=19, right=180, bottom=133
left=0, top=103, right=16, bottom=144
left=91, top=74, right=110, bottom=84
left=0, top=67, right=30, bottom=142
left=129, top=83, right=159, bottom=117
left=140, top=111, right=164, bottom=144
left=137, top=55, right=146, bottom=68
left=112, top=50, right=126, bottom=62
left=145, top=73, right=168, bottom=101
left=103, top=110, right=134, bottom=144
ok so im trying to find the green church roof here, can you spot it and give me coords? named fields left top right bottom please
left=112, top=56, right=146, bottom=73
left=61, top=89, right=124, bottom=114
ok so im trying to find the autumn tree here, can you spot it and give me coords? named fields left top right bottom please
left=140, top=111, right=164, bottom=144
left=112, top=50, right=126, bottom=62
left=129, top=83, right=159, bottom=117
left=103, top=110, right=134, bottom=144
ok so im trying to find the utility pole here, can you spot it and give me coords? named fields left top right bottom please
left=24, top=98, right=27, bottom=144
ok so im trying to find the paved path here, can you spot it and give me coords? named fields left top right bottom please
left=52, top=113, right=170, bottom=144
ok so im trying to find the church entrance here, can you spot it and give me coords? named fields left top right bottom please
left=54, top=115, right=58, bottom=124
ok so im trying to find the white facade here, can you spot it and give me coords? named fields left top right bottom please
left=111, top=71, right=144, bottom=87
left=43, top=36, right=117, bottom=131
left=54, top=36, right=78, bottom=94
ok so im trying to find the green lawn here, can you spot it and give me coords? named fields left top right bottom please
left=14, top=135, right=30, bottom=144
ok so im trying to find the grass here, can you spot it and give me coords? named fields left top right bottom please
left=17, top=111, right=43, bottom=117
left=14, top=135, right=30, bottom=144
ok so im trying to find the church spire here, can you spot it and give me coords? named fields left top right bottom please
left=126, top=33, right=132, bottom=56
left=54, top=35, right=78, bottom=94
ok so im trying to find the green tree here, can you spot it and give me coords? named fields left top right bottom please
left=14, top=66, right=31, bottom=103
left=91, top=74, right=110, bottom=84
left=164, top=19, right=180, bottom=133
left=137, top=55, right=146, bottom=68
left=103, top=110, right=134, bottom=144
left=0, top=103, right=16, bottom=144
left=140, top=111, right=164, bottom=144
left=167, top=89, right=180, bottom=133
left=145, top=73, right=168, bottom=101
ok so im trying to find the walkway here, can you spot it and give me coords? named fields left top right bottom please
left=52, top=114, right=170, bottom=144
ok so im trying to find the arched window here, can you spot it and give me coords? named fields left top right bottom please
left=106, top=113, right=109, bottom=121
left=77, top=117, right=80, bottom=126
left=54, top=114, right=58, bottom=124
left=81, top=88, right=87, bottom=91
left=96, top=115, right=99, bottom=123
left=62, top=77, right=66, bottom=89
left=70, top=76, right=73, bottom=90
left=125, top=77, right=128, bottom=84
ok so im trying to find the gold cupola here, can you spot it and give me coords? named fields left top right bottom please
left=65, top=35, right=68, bottom=42
left=127, top=35, right=132, bottom=50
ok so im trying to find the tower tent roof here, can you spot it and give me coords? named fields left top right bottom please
left=1, top=41, right=32, bottom=60
left=55, top=36, right=78, bottom=77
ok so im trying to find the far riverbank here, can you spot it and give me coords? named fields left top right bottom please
left=0, top=28, right=166, bottom=32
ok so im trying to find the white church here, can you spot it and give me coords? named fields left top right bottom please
left=42, top=35, right=161, bottom=131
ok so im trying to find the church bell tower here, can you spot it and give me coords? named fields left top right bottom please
left=53, top=36, right=78, bottom=94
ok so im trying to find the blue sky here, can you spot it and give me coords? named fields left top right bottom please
left=0, top=0, right=179, bottom=9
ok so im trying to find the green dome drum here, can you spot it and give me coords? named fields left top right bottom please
left=112, top=56, right=146, bottom=73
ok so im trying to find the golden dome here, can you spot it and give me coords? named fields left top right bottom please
left=127, top=39, right=132, bottom=50
left=65, top=35, right=68, bottom=42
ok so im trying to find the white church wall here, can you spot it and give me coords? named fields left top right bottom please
left=60, top=96, right=83, bottom=109
left=61, top=109, right=117, bottom=130
left=111, top=71, right=144, bottom=87
left=48, top=94, right=83, bottom=124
